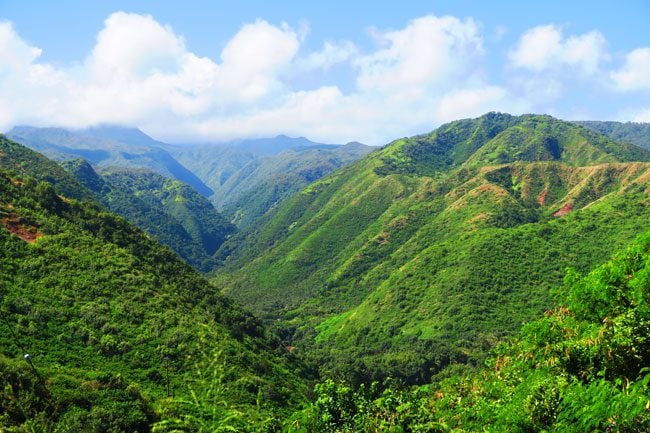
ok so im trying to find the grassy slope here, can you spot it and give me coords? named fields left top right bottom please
left=217, top=113, right=650, bottom=384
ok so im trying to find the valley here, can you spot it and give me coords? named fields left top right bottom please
left=1, top=112, right=649, bottom=431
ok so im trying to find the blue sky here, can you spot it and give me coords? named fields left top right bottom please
left=1, top=1, right=649, bottom=144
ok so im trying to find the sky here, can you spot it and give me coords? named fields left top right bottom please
left=1, top=1, right=649, bottom=145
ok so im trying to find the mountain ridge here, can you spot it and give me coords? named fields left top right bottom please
left=216, top=112, right=650, bottom=384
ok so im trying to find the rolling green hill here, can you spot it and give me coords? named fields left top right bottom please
left=0, top=137, right=306, bottom=431
left=62, top=159, right=235, bottom=271
left=217, top=113, right=650, bottom=384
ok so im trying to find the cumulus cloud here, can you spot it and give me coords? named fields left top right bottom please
left=508, top=24, right=607, bottom=75
left=611, top=47, right=650, bottom=91
left=354, top=15, right=484, bottom=96
left=1, top=12, right=527, bottom=145
left=295, top=40, right=357, bottom=71
left=4, top=12, right=649, bottom=145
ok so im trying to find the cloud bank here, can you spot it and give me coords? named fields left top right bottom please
left=0, top=13, right=648, bottom=145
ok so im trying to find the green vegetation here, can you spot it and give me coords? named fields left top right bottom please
left=289, top=231, right=650, bottom=431
left=217, top=113, right=650, bottom=386
left=63, top=159, right=235, bottom=271
left=170, top=140, right=373, bottom=229
left=7, top=126, right=213, bottom=197
left=0, top=137, right=306, bottom=431
left=3, top=112, right=650, bottom=430
left=576, top=120, right=650, bottom=149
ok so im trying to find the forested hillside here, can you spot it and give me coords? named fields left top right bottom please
left=289, top=231, right=650, bottom=431
left=575, top=120, right=650, bottom=149
left=217, top=113, right=650, bottom=384
left=0, top=136, right=306, bottom=432
left=63, top=159, right=234, bottom=271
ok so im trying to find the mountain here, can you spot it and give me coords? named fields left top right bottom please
left=6, top=126, right=213, bottom=197
left=62, top=159, right=235, bottom=271
left=216, top=113, right=650, bottom=385
left=574, top=120, right=650, bottom=149
left=0, top=136, right=306, bottom=431
left=0, top=134, right=96, bottom=202
left=7, top=127, right=373, bottom=229
left=168, top=138, right=373, bottom=228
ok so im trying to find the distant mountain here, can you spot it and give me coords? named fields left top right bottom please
left=7, top=127, right=373, bottom=229
left=231, top=134, right=339, bottom=155
left=0, top=136, right=306, bottom=430
left=63, top=159, right=234, bottom=271
left=574, top=120, right=650, bottom=149
left=217, top=113, right=650, bottom=385
left=6, top=126, right=213, bottom=197
left=168, top=137, right=373, bottom=227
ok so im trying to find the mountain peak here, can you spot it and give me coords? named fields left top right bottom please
left=79, top=124, right=162, bottom=147
left=376, top=113, right=650, bottom=176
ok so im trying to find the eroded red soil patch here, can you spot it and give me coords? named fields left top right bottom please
left=0, top=213, right=43, bottom=242
left=552, top=203, right=573, bottom=217
left=537, top=189, right=547, bottom=206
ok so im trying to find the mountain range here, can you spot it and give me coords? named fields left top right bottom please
left=1, top=112, right=649, bottom=430
left=217, top=112, right=650, bottom=384
left=6, top=126, right=373, bottom=230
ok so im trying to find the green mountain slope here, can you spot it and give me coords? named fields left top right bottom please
left=6, top=126, right=213, bottom=197
left=0, top=138, right=306, bottom=431
left=0, top=135, right=95, bottom=201
left=575, top=120, right=650, bottom=149
left=217, top=113, right=650, bottom=384
left=63, top=159, right=235, bottom=271
left=167, top=139, right=373, bottom=228
left=290, top=231, right=650, bottom=431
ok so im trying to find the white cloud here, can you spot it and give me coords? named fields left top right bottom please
left=509, top=25, right=607, bottom=75
left=1, top=12, right=524, bottom=145
left=295, top=41, right=357, bottom=71
left=216, top=19, right=299, bottom=103
left=89, top=12, right=185, bottom=82
left=354, top=15, right=484, bottom=95
left=434, top=86, right=515, bottom=123
left=611, top=47, right=650, bottom=91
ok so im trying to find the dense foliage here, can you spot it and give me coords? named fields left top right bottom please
left=64, top=159, right=235, bottom=271
left=3, top=113, right=650, bottom=430
left=289, top=231, right=650, bottom=431
left=217, top=113, right=650, bottom=386
left=169, top=141, right=372, bottom=229
left=6, top=126, right=213, bottom=197
left=0, top=138, right=306, bottom=431
left=576, top=120, right=650, bottom=149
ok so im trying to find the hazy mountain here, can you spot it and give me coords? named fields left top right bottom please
left=6, top=126, right=213, bottom=197
left=168, top=138, right=373, bottom=227
left=574, top=120, right=650, bottom=149
left=7, top=126, right=373, bottom=228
